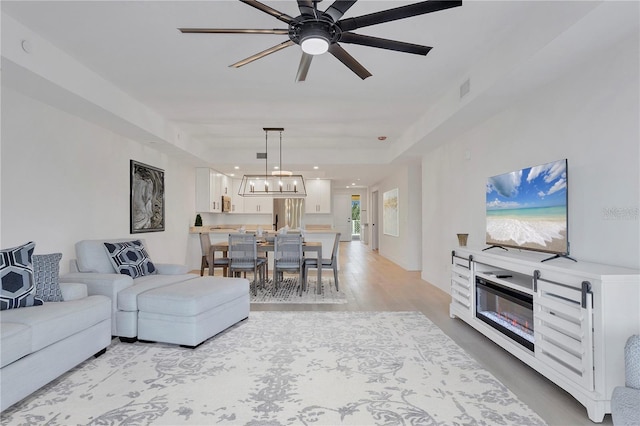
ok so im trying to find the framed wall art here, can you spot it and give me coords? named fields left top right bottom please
left=383, top=188, right=399, bottom=237
left=130, top=160, right=165, bottom=233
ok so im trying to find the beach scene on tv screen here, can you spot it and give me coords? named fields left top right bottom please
left=486, top=159, right=568, bottom=253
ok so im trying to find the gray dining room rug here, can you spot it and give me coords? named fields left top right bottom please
left=250, top=276, right=347, bottom=304
left=1, top=311, right=546, bottom=426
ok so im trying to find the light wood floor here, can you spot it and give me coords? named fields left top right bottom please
left=206, top=240, right=611, bottom=425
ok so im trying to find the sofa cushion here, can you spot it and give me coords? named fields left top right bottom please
left=0, top=322, right=31, bottom=368
left=104, top=240, right=157, bottom=278
left=117, top=274, right=197, bottom=311
left=33, top=253, right=64, bottom=302
left=138, top=277, right=249, bottom=317
left=76, top=238, right=148, bottom=274
left=1, top=241, right=43, bottom=310
left=0, top=295, right=111, bottom=353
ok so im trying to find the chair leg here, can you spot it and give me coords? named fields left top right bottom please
left=298, top=267, right=303, bottom=296
left=200, top=256, right=206, bottom=277
left=333, top=265, right=339, bottom=291
left=302, top=265, right=309, bottom=294
left=249, top=271, right=256, bottom=296
left=273, top=269, right=278, bottom=291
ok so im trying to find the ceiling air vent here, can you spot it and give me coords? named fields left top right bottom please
left=256, top=152, right=267, bottom=159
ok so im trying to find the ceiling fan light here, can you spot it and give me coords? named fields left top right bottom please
left=301, top=36, right=329, bottom=55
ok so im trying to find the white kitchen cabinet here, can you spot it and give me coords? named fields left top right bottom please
left=220, top=175, right=230, bottom=197
left=229, top=179, right=272, bottom=214
left=195, top=168, right=223, bottom=213
left=305, top=179, right=331, bottom=214
left=229, top=179, right=244, bottom=213
left=449, top=247, right=640, bottom=422
left=243, top=196, right=272, bottom=214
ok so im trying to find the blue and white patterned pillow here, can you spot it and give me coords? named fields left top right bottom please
left=1, top=241, right=44, bottom=310
left=104, top=240, right=157, bottom=278
left=34, top=253, right=64, bottom=302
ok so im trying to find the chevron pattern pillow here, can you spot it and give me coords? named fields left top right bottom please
left=1, top=241, right=44, bottom=310
left=103, top=240, right=157, bottom=278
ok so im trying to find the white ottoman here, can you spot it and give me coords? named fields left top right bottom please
left=137, top=276, right=249, bottom=347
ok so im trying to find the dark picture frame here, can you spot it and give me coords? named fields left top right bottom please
left=130, top=160, right=165, bottom=233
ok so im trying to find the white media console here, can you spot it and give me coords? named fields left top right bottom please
left=449, top=247, right=640, bottom=422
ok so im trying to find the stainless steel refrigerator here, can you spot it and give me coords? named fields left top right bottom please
left=273, top=198, right=305, bottom=230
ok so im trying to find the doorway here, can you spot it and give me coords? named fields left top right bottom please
left=351, top=195, right=361, bottom=240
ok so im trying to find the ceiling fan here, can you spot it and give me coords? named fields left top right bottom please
left=179, top=0, right=462, bottom=81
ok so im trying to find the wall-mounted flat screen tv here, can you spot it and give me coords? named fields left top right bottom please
left=486, top=159, right=569, bottom=255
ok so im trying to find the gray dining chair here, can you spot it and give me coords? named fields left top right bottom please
left=303, top=232, right=340, bottom=293
left=228, top=233, right=267, bottom=295
left=273, top=233, right=303, bottom=294
left=199, top=233, right=229, bottom=277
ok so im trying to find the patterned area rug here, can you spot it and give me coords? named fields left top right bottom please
left=1, top=312, right=546, bottom=425
left=251, top=276, right=347, bottom=304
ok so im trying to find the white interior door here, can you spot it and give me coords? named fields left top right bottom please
left=333, top=193, right=352, bottom=242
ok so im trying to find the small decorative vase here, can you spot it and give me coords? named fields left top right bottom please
left=457, top=233, right=469, bottom=247
left=195, top=214, right=203, bottom=227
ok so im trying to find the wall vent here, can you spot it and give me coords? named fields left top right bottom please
left=460, top=78, right=471, bottom=99
left=256, top=152, right=267, bottom=159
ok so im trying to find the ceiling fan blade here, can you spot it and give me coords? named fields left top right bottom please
left=297, top=0, right=316, bottom=17
left=179, top=28, right=289, bottom=35
left=324, top=0, right=358, bottom=22
left=340, top=32, right=432, bottom=55
left=240, top=0, right=295, bottom=24
left=328, top=43, right=372, bottom=80
left=338, top=0, right=462, bottom=32
left=296, top=53, right=313, bottom=82
left=230, top=40, right=295, bottom=68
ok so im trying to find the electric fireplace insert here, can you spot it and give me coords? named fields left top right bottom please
left=475, top=276, right=534, bottom=351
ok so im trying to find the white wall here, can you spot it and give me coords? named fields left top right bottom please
left=422, top=34, right=640, bottom=293
left=1, top=88, right=197, bottom=272
left=372, top=163, right=422, bottom=271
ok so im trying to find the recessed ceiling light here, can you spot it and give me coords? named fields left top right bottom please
left=229, top=173, right=235, bottom=177
left=234, top=166, right=240, bottom=170
left=313, top=166, right=319, bottom=169
left=351, top=183, right=356, bottom=186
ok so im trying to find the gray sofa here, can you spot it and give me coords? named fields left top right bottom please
left=0, top=282, right=111, bottom=411
left=61, top=238, right=198, bottom=339
left=61, top=239, right=249, bottom=347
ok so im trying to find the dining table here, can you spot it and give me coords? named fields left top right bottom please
left=208, top=240, right=324, bottom=293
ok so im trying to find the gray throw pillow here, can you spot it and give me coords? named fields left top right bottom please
left=34, top=253, right=64, bottom=302
left=1, top=241, right=44, bottom=310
